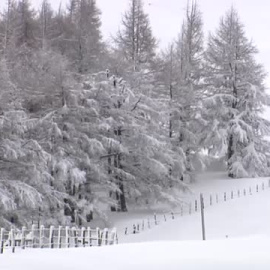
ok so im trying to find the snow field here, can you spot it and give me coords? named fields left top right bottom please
left=2, top=173, right=270, bottom=269
left=112, top=174, right=270, bottom=242
left=1, top=239, right=270, bottom=270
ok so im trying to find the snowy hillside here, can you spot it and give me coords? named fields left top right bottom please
left=1, top=173, right=270, bottom=269
left=2, top=239, right=270, bottom=270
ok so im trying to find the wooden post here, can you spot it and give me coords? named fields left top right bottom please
left=133, top=224, right=136, bottom=234
left=142, top=220, right=145, bottom=230
left=65, top=227, right=70, bottom=248
left=72, top=227, right=78, bottom=247
left=164, top=214, right=167, bottom=222
left=39, top=225, right=44, bottom=248
left=57, top=226, right=62, bottom=249
left=0, top=228, right=4, bottom=254
left=154, top=214, right=157, bottom=225
left=249, top=187, right=252, bottom=195
left=31, top=224, right=36, bottom=248
left=200, top=194, right=206, bottom=241
left=244, top=189, right=246, bottom=196
left=231, top=191, right=233, bottom=199
left=224, top=192, right=226, bottom=202
left=82, top=227, right=86, bottom=247
left=137, top=223, right=140, bottom=233
left=125, top=227, right=128, bottom=235
left=38, top=207, right=41, bottom=229
left=195, top=200, right=198, bottom=211
left=110, top=228, right=117, bottom=245
left=49, top=226, right=54, bottom=249
left=104, top=228, right=108, bottom=245
left=96, top=228, right=101, bottom=246
left=10, top=228, right=15, bottom=253
left=171, top=212, right=175, bottom=219
left=238, top=190, right=240, bottom=197
left=21, top=227, right=26, bottom=250
left=115, top=232, right=118, bottom=245
left=256, top=185, right=259, bottom=193
left=87, top=227, right=92, bottom=247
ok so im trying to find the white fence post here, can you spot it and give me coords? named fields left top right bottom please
left=87, top=227, right=92, bottom=247
left=65, top=226, right=70, bottom=248
left=21, top=227, right=26, bottom=250
left=10, top=229, right=15, bottom=253
left=57, top=226, right=62, bottom=249
left=49, top=226, right=54, bottom=249
left=31, top=224, right=36, bottom=248
left=81, top=227, right=86, bottom=247
left=39, top=225, right=44, bottom=248
left=96, top=228, right=101, bottom=246
left=0, top=228, right=4, bottom=254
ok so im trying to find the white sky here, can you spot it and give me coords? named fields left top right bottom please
left=1, top=0, right=270, bottom=85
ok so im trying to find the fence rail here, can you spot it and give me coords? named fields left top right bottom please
left=0, top=225, right=117, bottom=254
left=122, top=179, right=270, bottom=238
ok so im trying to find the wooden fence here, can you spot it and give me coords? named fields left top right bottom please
left=0, top=225, right=117, bottom=254
left=122, top=179, right=270, bottom=237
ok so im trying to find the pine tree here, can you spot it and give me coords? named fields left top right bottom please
left=178, top=1, right=205, bottom=181
left=15, top=0, right=37, bottom=48
left=114, top=0, right=156, bottom=70
left=203, top=7, right=270, bottom=178
left=156, top=1, right=205, bottom=182
left=38, top=0, right=55, bottom=50
left=53, top=0, right=104, bottom=73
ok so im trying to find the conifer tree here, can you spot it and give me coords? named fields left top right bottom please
left=157, top=1, right=205, bottom=182
left=203, top=7, right=270, bottom=177
left=114, top=0, right=156, bottom=70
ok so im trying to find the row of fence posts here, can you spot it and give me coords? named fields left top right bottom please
left=0, top=225, right=117, bottom=254
left=193, top=180, right=269, bottom=214
left=125, top=212, right=175, bottom=235
left=123, top=179, right=270, bottom=240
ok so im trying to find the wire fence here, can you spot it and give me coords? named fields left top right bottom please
left=0, top=225, right=118, bottom=254
left=1, top=179, right=269, bottom=253
left=122, top=179, right=270, bottom=237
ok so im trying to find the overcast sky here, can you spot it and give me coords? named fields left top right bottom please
left=1, top=0, right=270, bottom=85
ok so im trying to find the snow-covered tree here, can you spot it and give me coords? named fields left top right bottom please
left=93, top=71, right=187, bottom=210
left=114, top=0, right=156, bottom=71
left=156, top=1, right=205, bottom=182
left=203, top=7, right=270, bottom=178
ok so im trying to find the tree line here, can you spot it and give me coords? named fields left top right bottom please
left=0, top=0, right=269, bottom=227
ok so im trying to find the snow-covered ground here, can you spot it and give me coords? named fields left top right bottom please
left=2, top=238, right=270, bottom=270
left=111, top=172, right=270, bottom=240
left=1, top=172, right=270, bottom=269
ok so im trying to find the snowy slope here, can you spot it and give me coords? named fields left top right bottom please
left=121, top=185, right=270, bottom=243
left=110, top=172, right=270, bottom=239
left=1, top=239, right=270, bottom=270
left=1, top=172, right=270, bottom=270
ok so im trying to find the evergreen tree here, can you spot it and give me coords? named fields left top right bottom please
left=54, top=0, right=104, bottom=73
left=38, top=0, right=55, bottom=50
left=114, top=0, right=156, bottom=70
left=156, top=1, right=205, bottom=182
left=203, top=7, right=270, bottom=177
left=15, top=0, right=37, bottom=48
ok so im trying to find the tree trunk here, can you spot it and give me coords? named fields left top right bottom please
left=117, top=152, right=127, bottom=212
left=108, top=145, right=117, bottom=212
left=227, top=134, right=234, bottom=178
